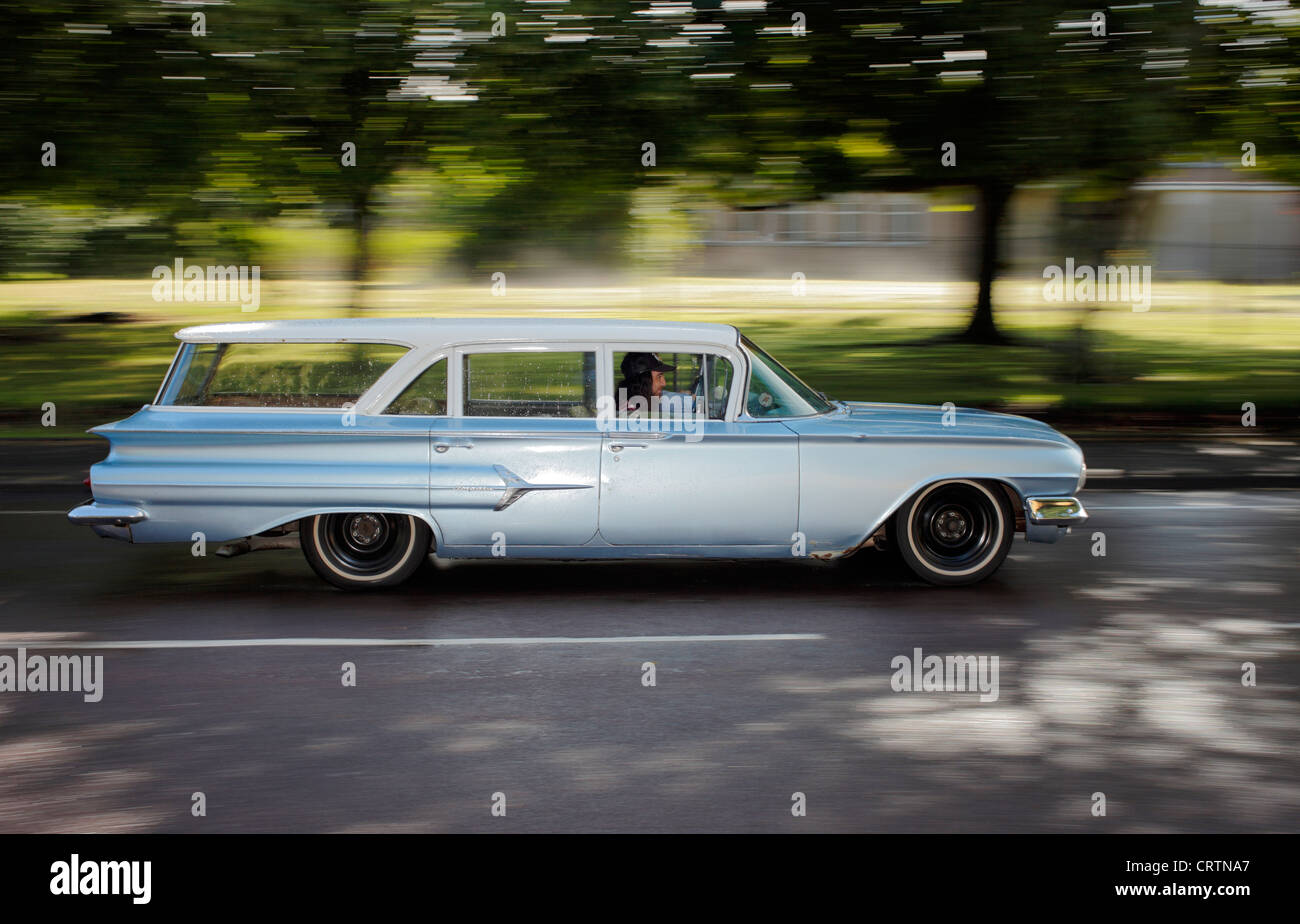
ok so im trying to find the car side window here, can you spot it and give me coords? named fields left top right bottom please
left=611, top=350, right=733, bottom=421
left=747, top=362, right=785, bottom=417
left=703, top=354, right=734, bottom=420
left=462, top=351, right=597, bottom=418
left=742, top=336, right=832, bottom=418
left=382, top=358, right=447, bottom=416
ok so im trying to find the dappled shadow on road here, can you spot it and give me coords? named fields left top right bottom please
left=795, top=609, right=1299, bottom=832
left=740, top=510, right=1300, bottom=831
left=0, top=502, right=1296, bottom=831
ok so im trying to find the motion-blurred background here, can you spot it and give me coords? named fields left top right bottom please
left=2, top=0, right=1297, bottom=434
left=2, top=2, right=1300, bottom=837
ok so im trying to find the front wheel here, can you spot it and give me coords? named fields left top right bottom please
left=894, top=480, right=1014, bottom=586
left=300, top=512, right=431, bottom=590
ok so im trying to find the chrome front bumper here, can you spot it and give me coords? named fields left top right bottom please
left=1025, top=496, right=1087, bottom=525
left=1023, top=495, right=1087, bottom=543
left=68, top=501, right=147, bottom=540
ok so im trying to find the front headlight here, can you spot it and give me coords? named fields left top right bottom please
left=1077, top=462, right=1087, bottom=492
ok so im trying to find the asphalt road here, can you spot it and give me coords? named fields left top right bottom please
left=0, top=480, right=1297, bottom=832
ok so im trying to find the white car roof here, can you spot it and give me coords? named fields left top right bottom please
left=174, top=317, right=741, bottom=349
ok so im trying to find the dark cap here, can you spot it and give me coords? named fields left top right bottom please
left=620, top=352, right=676, bottom=378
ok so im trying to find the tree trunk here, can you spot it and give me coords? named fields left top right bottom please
left=349, top=189, right=371, bottom=311
left=1068, top=193, right=1130, bottom=382
left=961, top=180, right=1014, bottom=344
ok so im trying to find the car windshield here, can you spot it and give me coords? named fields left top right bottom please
left=740, top=335, right=834, bottom=418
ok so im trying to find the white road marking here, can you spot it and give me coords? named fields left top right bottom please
left=2, top=634, right=826, bottom=650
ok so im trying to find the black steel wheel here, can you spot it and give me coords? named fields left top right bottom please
left=894, top=480, right=1014, bottom=585
left=301, top=512, right=431, bottom=590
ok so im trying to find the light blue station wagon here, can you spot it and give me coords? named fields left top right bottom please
left=69, top=318, right=1087, bottom=589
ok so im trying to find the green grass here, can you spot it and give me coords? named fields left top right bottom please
left=1, top=279, right=1297, bottom=437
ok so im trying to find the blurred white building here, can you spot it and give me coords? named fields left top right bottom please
left=683, top=163, right=1300, bottom=282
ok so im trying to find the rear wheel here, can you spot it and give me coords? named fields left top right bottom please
left=300, top=512, right=431, bottom=590
left=894, top=480, right=1013, bottom=586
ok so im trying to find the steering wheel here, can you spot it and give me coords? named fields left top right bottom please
left=679, top=370, right=704, bottom=416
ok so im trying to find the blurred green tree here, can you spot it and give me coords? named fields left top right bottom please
left=696, top=0, right=1203, bottom=341
left=0, top=1, right=228, bottom=273
left=4, top=0, right=1296, bottom=314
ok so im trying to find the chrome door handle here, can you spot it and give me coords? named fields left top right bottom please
left=434, top=440, right=474, bottom=453
left=608, top=443, right=649, bottom=452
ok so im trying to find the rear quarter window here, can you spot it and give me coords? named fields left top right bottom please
left=167, top=342, right=408, bottom=408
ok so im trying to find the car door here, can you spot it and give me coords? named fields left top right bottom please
left=597, top=347, right=799, bottom=548
left=429, top=343, right=605, bottom=549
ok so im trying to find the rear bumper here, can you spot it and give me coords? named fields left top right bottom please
left=68, top=501, right=147, bottom=541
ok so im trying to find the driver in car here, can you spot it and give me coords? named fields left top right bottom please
left=617, top=352, right=674, bottom=415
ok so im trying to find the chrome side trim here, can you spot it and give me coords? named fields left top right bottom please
left=85, top=427, right=421, bottom=436
left=439, top=430, right=606, bottom=440
left=428, top=465, right=594, bottom=511
left=493, top=465, right=592, bottom=511
left=91, top=481, right=426, bottom=491
left=82, top=427, right=604, bottom=439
